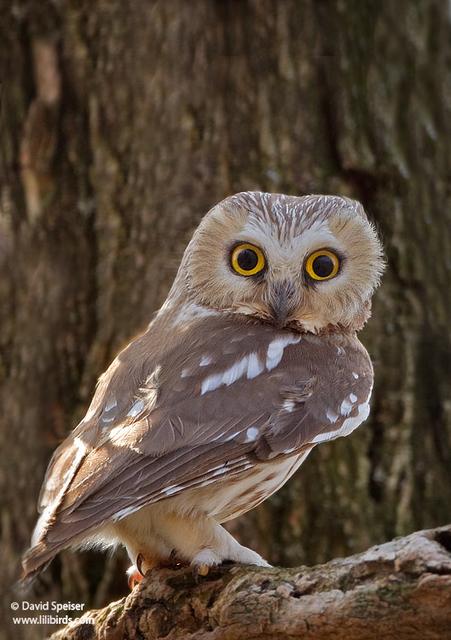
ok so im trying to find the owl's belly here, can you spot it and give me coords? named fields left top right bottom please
left=185, top=447, right=313, bottom=522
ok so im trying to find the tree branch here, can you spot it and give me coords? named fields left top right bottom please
left=49, top=525, right=451, bottom=640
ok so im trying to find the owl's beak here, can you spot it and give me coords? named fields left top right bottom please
left=269, top=280, right=298, bottom=328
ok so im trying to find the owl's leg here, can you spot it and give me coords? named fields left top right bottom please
left=162, top=515, right=271, bottom=575
left=191, top=522, right=271, bottom=574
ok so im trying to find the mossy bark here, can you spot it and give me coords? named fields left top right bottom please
left=1, top=2, right=450, bottom=639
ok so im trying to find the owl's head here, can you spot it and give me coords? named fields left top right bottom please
left=176, top=192, right=384, bottom=333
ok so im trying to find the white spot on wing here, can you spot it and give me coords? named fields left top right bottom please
left=326, top=408, right=339, bottom=423
left=225, top=430, right=241, bottom=442
left=200, top=336, right=300, bottom=395
left=162, top=485, right=183, bottom=496
left=199, top=477, right=221, bottom=488
left=201, top=353, right=264, bottom=394
left=212, top=465, right=228, bottom=476
left=340, top=397, right=353, bottom=416
left=313, top=401, right=370, bottom=444
left=244, top=427, right=259, bottom=442
left=74, top=436, right=87, bottom=454
left=349, top=393, right=358, bottom=403
left=200, top=355, right=213, bottom=366
left=352, top=372, right=359, bottom=379
left=104, top=396, right=117, bottom=412
left=101, top=414, right=116, bottom=424
left=215, top=358, right=246, bottom=389
left=246, top=352, right=265, bottom=379
left=127, top=399, right=145, bottom=418
left=282, top=399, right=296, bottom=412
left=201, top=373, right=223, bottom=394
left=112, top=505, right=140, bottom=521
left=266, top=334, right=301, bottom=371
left=101, top=395, right=118, bottom=424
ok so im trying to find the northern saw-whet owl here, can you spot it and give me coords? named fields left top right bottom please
left=22, top=191, right=384, bottom=586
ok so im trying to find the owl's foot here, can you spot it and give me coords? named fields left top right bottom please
left=191, top=548, right=222, bottom=576
left=216, top=524, right=271, bottom=568
left=127, top=550, right=189, bottom=588
left=127, top=565, right=143, bottom=589
left=190, top=535, right=271, bottom=578
left=229, top=543, right=271, bottom=567
left=169, top=520, right=272, bottom=575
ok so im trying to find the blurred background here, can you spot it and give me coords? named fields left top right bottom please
left=1, top=1, right=450, bottom=638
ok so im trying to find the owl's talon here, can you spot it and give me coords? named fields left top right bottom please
left=127, top=553, right=151, bottom=588
left=191, top=548, right=221, bottom=577
left=195, top=563, right=210, bottom=577
left=127, top=565, right=143, bottom=589
left=136, top=553, right=145, bottom=576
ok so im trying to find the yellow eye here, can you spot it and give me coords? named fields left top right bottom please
left=305, top=249, right=340, bottom=281
left=230, top=243, right=266, bottom=277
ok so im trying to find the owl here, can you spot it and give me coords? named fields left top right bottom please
left=22, top=192, right=384, bottom=587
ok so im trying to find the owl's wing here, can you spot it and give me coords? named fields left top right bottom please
left=23, top=318, right=373, bottom=580
left=37, top=365, right=119, bottom=513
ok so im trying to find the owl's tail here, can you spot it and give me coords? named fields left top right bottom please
left=19, top=505, right=63, bottom=587
left=20, top=542, right=56, bottom=588
left=20, top=506, right=105, bottom=588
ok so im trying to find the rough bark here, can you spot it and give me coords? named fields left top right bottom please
left=48, top=525, right=451, bottom=640
left=1, top=1, right=450, bottom=639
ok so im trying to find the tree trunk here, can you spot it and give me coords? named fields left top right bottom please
left=48, top=525, right=451, bottom=640
left=1, top=1, right=450, bottom=639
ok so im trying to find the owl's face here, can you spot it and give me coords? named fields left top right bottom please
left=179, top=192, right=384, bottom=333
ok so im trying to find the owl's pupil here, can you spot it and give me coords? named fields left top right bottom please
left=237, top=249, right=258, bottom=271
left=312, top=255, right=334, bottom=278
